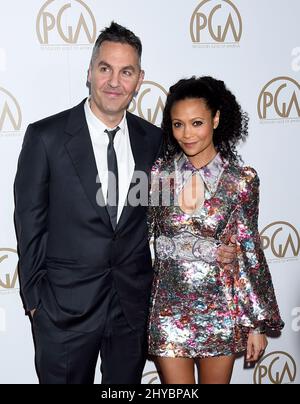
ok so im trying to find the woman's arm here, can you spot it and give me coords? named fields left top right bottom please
left=231, top=167, right=284, bottom=332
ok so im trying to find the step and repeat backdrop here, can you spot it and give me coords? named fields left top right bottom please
left=0, top=0, right=299, bottom=384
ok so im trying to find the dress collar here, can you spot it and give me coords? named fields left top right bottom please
left=175, top=152, right=228, bottom=194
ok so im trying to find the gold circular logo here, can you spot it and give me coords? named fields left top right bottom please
left=260, top=221, right=300, bottom=261
left=258, top=76, right=300, bottom=120
left=0, top=87, right=22, bottom=132
left=0, top=248, right=19, bottom=291
left=36, top=0, right=96, bottom=45
left=190, top=0, right=242, bottom=44
left=253, top=351, right=297, bottom=384
left=128, top=81, right=167, bottom=126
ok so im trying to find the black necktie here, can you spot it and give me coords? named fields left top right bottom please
left=105, top=127, right=120, bottom=230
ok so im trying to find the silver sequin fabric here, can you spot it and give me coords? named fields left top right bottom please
left=147, top=153, right=284, bottom=358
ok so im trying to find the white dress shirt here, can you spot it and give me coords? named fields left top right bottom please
left=84, top=98, right=135, bottom=222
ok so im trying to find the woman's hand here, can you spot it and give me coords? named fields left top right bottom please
left=246, top=333, right=268, bottom=362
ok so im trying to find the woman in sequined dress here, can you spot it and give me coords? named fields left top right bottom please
left=147, top=76, right=284, bottom=384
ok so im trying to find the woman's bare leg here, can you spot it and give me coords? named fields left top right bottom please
left=196, top=355, right=236, bottom=384
left=155, top=357, right=195, bottom=384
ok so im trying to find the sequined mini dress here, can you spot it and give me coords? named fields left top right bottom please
left=147, top=153, right=284, bottom=358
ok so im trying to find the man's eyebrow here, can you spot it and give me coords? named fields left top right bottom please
left=123, top=65, right=135, bottom=70
left=97, top=61, right=111, bottom=67
left=97, top=61, right=136, bottom=71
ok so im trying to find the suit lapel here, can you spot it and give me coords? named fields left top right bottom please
left=64, top=100, right=111, bottom=229
left=116, top=112, right=149, bottom=230
left=126, top=112, right=148, bottom=172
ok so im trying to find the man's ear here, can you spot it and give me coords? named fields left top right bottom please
left=136, top=69, right=145, bottom=93
left=87, top=65, right=92, bottom=83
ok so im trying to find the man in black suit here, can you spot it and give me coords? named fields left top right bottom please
left=14, top=22, right=235, bottom=384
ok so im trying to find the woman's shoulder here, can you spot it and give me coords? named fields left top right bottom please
left=222, top=164, right=260, bottom=200
left=227, top=163, right=259, bottom=184
left=241, top=165, right=258, bottom=178
left=225, top=165, right=260, bottom=203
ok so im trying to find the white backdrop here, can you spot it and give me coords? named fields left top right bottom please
left=0, top=0, right=299, bottom=384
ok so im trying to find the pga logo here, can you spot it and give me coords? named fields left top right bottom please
left=36, top=0, right=96, bottom=45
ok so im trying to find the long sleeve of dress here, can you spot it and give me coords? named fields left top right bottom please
left=224, top=167, right=284, bottom=332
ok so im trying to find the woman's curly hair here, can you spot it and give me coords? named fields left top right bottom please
left=161, top=76, right=249, bottom=163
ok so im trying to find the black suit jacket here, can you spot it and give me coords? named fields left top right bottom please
left=14, top=99, right=162, bottom=332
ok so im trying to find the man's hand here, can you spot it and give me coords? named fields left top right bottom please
left=30, top=309, right=36, bottom=318
left=217, top=235, right=237, bottom=270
